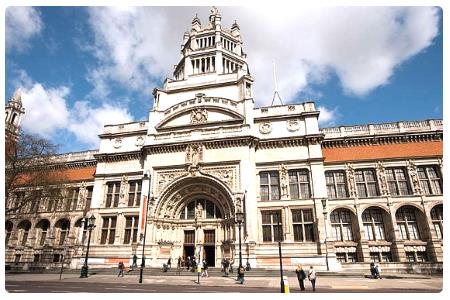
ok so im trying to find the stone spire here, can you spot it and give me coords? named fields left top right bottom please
left=5, top=88, right=25, bottom=140
left=191, top=14, right=201, bottom=32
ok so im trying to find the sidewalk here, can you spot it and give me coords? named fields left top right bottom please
left=5, top=272, right=443, bottom=292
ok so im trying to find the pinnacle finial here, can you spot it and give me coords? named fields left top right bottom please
left=11, top=88, right=22, bottom=104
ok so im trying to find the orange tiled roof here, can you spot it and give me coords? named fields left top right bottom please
left=13, top=166, right=96, bottom=186
left=323, top=141, right=443, bottom=163
left=62, top=166, right=96, bottom=182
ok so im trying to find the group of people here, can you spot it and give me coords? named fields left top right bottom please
left=221, top=258, right=234, bottom=276
left=117, top=254, right=139, bottom=277
left=295, top=265, right=317, bottom=292
left=370, top=262, right=382, bottom=279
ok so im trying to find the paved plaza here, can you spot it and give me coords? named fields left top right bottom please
left=5, top=272, right=443, bottom=293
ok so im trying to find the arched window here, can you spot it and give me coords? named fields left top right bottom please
left=55, top=219, right=70, bottom=246
left=430, top=204, right=443, bottom=239
left=396, top=206, right=420, bottom=240
left=6, top=221, right=13, bottom=245
left=17, top=220, right=31, bottom=246
left=35, top=219, right=50, bottom=246
left=75, top=218, right=88, bottom=244
left=362, top=208, right=386, bottom=241
left=330, top=209, right=354, bottom=241
left=181, top=199, right=222, bottom=219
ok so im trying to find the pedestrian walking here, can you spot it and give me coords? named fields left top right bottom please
left=246, top=261, right=251, bottom=271
left=223, top=258, right=229, bottom=276
left=237, top=265, right=245, bottom=284
left=177, top=256, right=182, bottom=275
left=132, top=254, right=138, bottom=269
left=308, top=265, right=316, bottom=292
left=186, top=256, right=191, bottom=270
left=370, top=262, right=376, bottom=279
left=375, top=263, right=382, bottom=279
left=201, top=259, right=209, bottom=277
left=118, top=261, right=125, bottom=277
left=167, top=257, right=172, bottom=269
left=295, top=264, right=306, bottom=291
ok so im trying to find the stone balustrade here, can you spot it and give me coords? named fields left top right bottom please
left=320, top=119, right=442, bottom=139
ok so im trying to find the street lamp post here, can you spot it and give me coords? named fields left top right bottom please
left=277, top=212, right=284, bottom=293
left=321, top=198, right=330, bottom=271
left=139, top=171, right=151, bottom=284
left=80, top=215, right=96, bottom=278
left=235, top=211, right=244, bottom=270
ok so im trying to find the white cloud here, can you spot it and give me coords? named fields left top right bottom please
left=20, top=83, right=71, bottom=137
left=69, top=101, right=133, bottom=147
left=6, top=7, right=43, bottom=52
left=13, top=70, right=132, bottom=148
left=318, top=105, right=340, bottom=127
left=83, top=7, right=440, bottom=105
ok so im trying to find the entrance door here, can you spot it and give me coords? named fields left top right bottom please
left=184, top=230, right=195, bottom=259
left=203, top=230, right=215, bottom=267
left=204, top=246, right=215, bottom=267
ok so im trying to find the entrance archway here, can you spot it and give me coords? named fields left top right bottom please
left=153, top=175, right=237, bottom=267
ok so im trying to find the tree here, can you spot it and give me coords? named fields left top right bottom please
left=5, top=133, right=67, bottom=214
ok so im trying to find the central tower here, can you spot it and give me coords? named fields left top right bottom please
left=151, top=7, right=254, bottom=112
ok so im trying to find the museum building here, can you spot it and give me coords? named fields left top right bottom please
left=5, top=8, right=443, bottom=273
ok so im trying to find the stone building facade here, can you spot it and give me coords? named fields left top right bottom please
left=5, top=8, right=443, bottom=273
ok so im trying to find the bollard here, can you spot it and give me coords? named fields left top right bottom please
left=196, top=265, right=201, bottom=284
left=282, top=276, right=290, bottom=293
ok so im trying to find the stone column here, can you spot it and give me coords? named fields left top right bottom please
left=354, top=204, right=370, bottom=262
left=387, top=204, right=406, bottom=262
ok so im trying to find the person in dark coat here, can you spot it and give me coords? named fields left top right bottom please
left=295, top=265, right=306, bottom=291
left=132, top=254, right=138, bottom=269
left=237, top=265, right=245, bottom=284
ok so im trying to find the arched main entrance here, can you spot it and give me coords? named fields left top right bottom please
left=153, top=174, right=237, bottom=267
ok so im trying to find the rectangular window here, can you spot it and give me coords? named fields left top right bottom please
left=33, top=254, right=41, bottom=263
left=336, top=253, right=346, bottom=263
left=184, top=230, right=195, bottom=244
left=66, top=188, right=80, bottom=211
left=355, top=169, right=379, bottom=198
left=204, top=230, right=215, bottom=244
left=370, top=252, right=380, bottom=262
left=386, top=168, right=411, bottom=196
left=406, top=252, right=415, bottom=262
left=128, top=181, right=142, bottom=207
left=261, top=211, right=283, bottom=242
left=101, top=216, right=116, bottom=244
left=123, top=216, right=139, bottom=244
left=418, top=166, right=442, bottom=195
left=292, top=209, right=315, bottom=242
left=85, top=187, right=93, bottom=210
left=289, top=170, right=311, bottom=199
left=416, top=251, right=428, bottom=262
left=326, top=171, right=348, bottom=199
left=260, top=171, right=280, bottom=201
left=105, top=182, right=120, bottom=208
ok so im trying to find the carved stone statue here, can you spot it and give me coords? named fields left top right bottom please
left=407, top=160, right=422, bottom=195
left=345, top=163, right=357, bottom=198
left=196, top=202, right=203, bottom=219
left=77, top=181, right=88, bottom=210
left=279, top=164, right=289, bottom=199
left=376, top=161, right=389, bottom=196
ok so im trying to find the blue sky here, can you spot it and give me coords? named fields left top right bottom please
left=5, top=6, right=443, bottom=153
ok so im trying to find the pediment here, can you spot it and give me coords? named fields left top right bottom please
left=156, top=106, right=244, bottom=130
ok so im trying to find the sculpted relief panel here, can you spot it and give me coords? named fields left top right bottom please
left=202, top=166, right=239, bottom=191
left=156, top=170, right=188, bottom=194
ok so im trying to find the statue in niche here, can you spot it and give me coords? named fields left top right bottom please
left=407, top=160, right=422, bottom=195
left=376, top=161, right=389, bottom=196
left=196, top=202, right=203, bottom=219
left=279, top=164, right=289, bottom=198
left=119, top=175, right=128, bottom=199
left=345, top=163, right=357, bottom=198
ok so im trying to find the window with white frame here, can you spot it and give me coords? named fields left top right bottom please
left=396, top=206, right=420, bottom=240
left=261, top=211, right=283, bottom=242
left=128, top=181, right=142, bottom=207
left=292, top=209, right=315, bottom=242
left=362, top=208, right=386, bottom=241
left=325, top=171, right=348, bottom=199
left=289, top=169, right=311, bottom=199
left=260, top=171, right=280, bottom=201
left=330, top=209, right=354, bottom=241
left=430, top=204, right=443, bottom=239
left=105, top=182, right=120, bottom=208
left=386, top=168, right=411, bottom=196
left=417, top=166, right=442, bottom=195
left=355, top=169, right=379, bottom=198
left=101, top=216, right=116, bottom=244
left=123, top=216, right=139, bottom=244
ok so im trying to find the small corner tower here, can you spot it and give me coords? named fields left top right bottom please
left=5, top=88, right=25, bottom=141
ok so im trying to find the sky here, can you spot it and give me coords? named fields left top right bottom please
left=5, top=6, right=443, bottom=153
